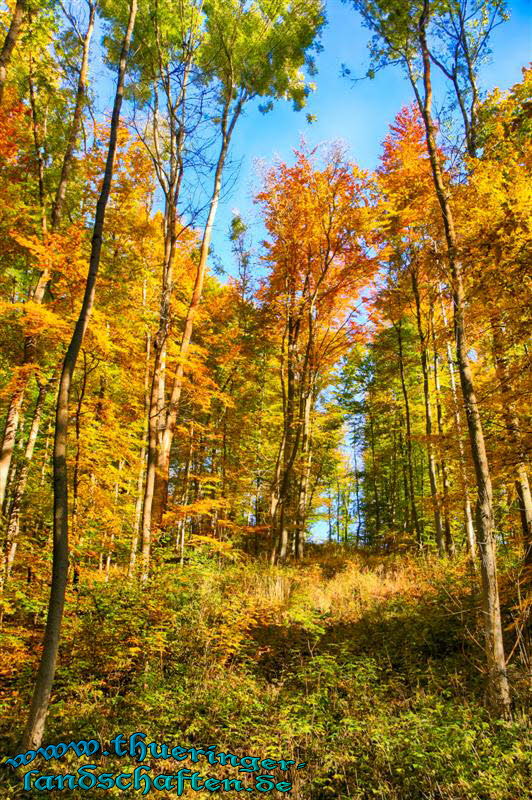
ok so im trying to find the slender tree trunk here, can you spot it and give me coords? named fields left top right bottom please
left=274, top=312, right=298, bottom=564
left=368, top=408, right=381, bottom=541
left=1, top=381, right=46, bottom=587
left=490, top=318, right=532, bottom=564
left=143, top=99, right=243, bottom=549
left=270, top=329, right=288, bottom=529
left=21, top=0, right=137, bottom=749
left=0, top=54, right=48, bottom=509
left=399, top=426, right=410, bottom=533
left=395, top=320, right=422, bottom=546
left=106, top=461, right=122, bottom=581
left=0, top=0, right=27, bottom=104
left=412, top=0, right=510, bottom=715
left=335, top=482, right=341, bottom=542
left=28, top=57, right=48, bottom=237
left=0, top=386, right=24, bottom=509
left=389, top=418, right=398, bottom=528
left=440, top=289, right=476, bottom=559
left=411, top=267, right=444, bottom=554
left=353, top=448, right=362, bottom=543
left=71, top=354, right=89, bottom=544
left=410, top=267, right=445, bottom=556
left=175, top=423, right=193, bottom=564
left=143, top=200, right=176, bottom=543
left=139, top=39, right=192, bottom=531
left=51, top=0, right=96, bottom=230
left=129, top=325, right=151, bottom=578
left=295, top=384, right=313, bottom=560
left=430, top=309, right=454, bottom=556
left=40, top=425, right=51, bottom=487
left=327, top=489, right=333, bottom=542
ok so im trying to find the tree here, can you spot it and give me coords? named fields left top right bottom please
left=0, top=0, right=28, bottom=104
left=0, top=1, right=97, bottom=510
left=22, top=0, right=138, bottom=749
left=347, top=0, right=511, bottom=715
left=256, top=145, right=375, bottom=561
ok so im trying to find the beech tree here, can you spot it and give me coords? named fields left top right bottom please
left=256, top=145, right=376, bottom=562
left=21, top=0, right=138, bottom=749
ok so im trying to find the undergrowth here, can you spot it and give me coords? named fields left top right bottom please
left=0, top=546, right=530, bottom=799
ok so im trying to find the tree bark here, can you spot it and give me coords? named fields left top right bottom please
left=430, top=307, right=454, bottom=556
left=0, top=54, right=48, bottom=510
left=0, top=385, right=24, bottom=509
left=439, top=289, right=476, bottom=559
left=273, top=307, right=298, bottom=564
left=1, top=381, right=47, bottom=587
left=158, top=102, right=242, bottom=505
left=21, top=0, right=137, bottom=749
left=411, top=266, right=444, bottom=554
left=367, top=406, right=381, bottom=541
left=395, top=319, right=422, bottom=546
left=129, top=321, right=151, bottom=578
left=412, top=0, right=510, bottom=715
left=137, top=30, right=192, bottom=534
left=491, top=318, right=532, bottom=565
left=0, top=0, right=27, bottom=104
left=295, top=381, right=313, bottom=560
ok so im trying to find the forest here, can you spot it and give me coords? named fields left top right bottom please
left=0, top=0, right=530, bottom=798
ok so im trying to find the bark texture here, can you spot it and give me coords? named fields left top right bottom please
left=0, top=0, right=27, bottom=104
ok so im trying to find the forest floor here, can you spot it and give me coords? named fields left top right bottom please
left=0, top=545, right=530, bottom=799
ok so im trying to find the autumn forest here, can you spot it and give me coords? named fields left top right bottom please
left=0, top=0, right=530, bottom=798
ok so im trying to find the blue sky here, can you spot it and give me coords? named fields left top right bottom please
left=208, top=0, right=531, bottom=274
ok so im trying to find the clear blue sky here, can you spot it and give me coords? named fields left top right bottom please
left=208, top=0, right=531, bottom=274
left=87, top=0, right=531, bottom=268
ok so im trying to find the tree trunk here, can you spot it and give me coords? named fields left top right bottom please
left=142, top=197, right=176, bottom=546
left=440, top=289, right=476, bottom=559
left=0, top=54, right=48, bottom=509
left=28, top=56, right=48, bottom=236
left=142, top=98, right=243, bottom=553
left=137, top=39, right=193, bottom=534
left=0, top=0, right=27, bottom=104
left=411, top=267, right=444, bottom=554
left=0, top=385, right=24, bottom=509
left=175, top=423, right=193, bottom=565
left=491, top=318, right=532, bottom=565
left=295, top=383, right=313, bottom=560
left=368, top=407, right=381, bottom=541
left=1, top=381, right=47, bottom=587
left=273, top=309, right=298, bottom=564
left=395, top=320, right=422, bottom=546
left=71, top=354, right=89, bottom=544
left=21, top=0, right=137, bottom=749
left=430, top=308, right=454, bottom=556
left=51, top=0, right=96, bottom=230
left=129, top=324, right=151, bottom=578
left=412, top=0, right=510, bottom=715
left=353, top=448, right=362, bottom=543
